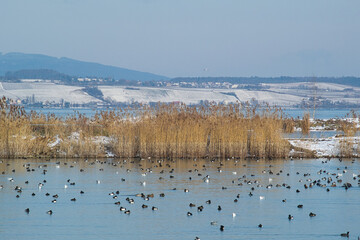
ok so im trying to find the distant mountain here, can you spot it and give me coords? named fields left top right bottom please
left=0, top=52, right=168, bottom=81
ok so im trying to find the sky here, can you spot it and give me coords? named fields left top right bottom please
left=1, top=0, right=360, bottom=78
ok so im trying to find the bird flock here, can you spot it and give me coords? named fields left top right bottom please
left=0, top=157, right=359, bottom=239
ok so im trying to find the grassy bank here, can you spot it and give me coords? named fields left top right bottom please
left=1, top=97, right=358, bottom=159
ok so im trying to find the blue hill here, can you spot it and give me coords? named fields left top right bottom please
left=0, top=52, right=168, bottom=81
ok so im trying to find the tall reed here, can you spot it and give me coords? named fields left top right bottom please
left=0, top=97, right=292, bottom=159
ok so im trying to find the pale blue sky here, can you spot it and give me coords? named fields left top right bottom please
left=1, top=0, right=359, bottom=77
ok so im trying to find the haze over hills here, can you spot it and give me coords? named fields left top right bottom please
left=0, top=52, right=168, bottom=81
left=1, top=52, right=360, bottom=109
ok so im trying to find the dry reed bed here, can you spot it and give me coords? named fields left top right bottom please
left=1, top=96, right=358, bottom=158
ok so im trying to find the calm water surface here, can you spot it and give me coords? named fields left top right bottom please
left=0, top=158, right=359, bottom=240
left=25, top=107, right=357, bottom=119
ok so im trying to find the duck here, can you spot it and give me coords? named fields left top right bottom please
left=47, top=210, right=53, bottom=215
left=288, top=214, right=294, bottom=220
left=25, top=208, right=30, bottom=214
left=187, top=212, right=193, bottom=216
left=258, top=224, right=263, bottom=228
left=309, top=212, right=316, bottom=217
left=220, top=225, right=225, bottom=231
left=340, top=232, right=349, bottom=237
left=124, top=210, right=131, bottom=215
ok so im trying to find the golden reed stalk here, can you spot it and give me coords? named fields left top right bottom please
left=0, top=97, right=308, bottom=159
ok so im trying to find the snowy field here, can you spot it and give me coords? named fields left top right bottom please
left=0, top=82, right=99, bottom=103
left=0, top=81, right=359, bottom=107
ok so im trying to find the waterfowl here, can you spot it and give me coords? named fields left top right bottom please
left=309, top=212, right=316, bottom=217
left=120, top=207, right=126, bottom=211
left=297, top=205, right=303, bottom=208
left=70, top=198, right=76, bottom=201
left=206, top=200, right=211, bottom=204
left=220, top=225, right=224, bottom=231
left=258, top=224, right=263, bottom=228
left=47, top=210, right=53, bottom=215
left=124, top=210, right=131, bottom=215
left=187, top=212, right=193, bottom=216
left=340, top=232, right=349, bottom=237
left=25, top=208, right=30, bottom=214
left=217, top=205, right=222, bottom=211
left=189, top=203, right=196, bottom=207
left=52, top=199, right=57, bottom=203
left=142, top=204, right=148, bottom=208
left=115, top=201, right=121, bottom=205
left=288, top=214, right=294, bottom=220
left=210, top=221, right=217, bottom=225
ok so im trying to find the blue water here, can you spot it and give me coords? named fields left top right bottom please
left=0, top=158, right=359, bottom=240
left=24, top=107, right=357, bottom=119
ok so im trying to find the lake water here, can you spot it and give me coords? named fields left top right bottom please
left=0, top=158, right=359, bottom=240
left=25, top=107, right=358, bottom=119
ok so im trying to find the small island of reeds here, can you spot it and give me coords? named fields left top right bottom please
left=0, top=97, right=358, bottom=159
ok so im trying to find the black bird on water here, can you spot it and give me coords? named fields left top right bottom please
left=340, top=232, right=349, bottom=238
